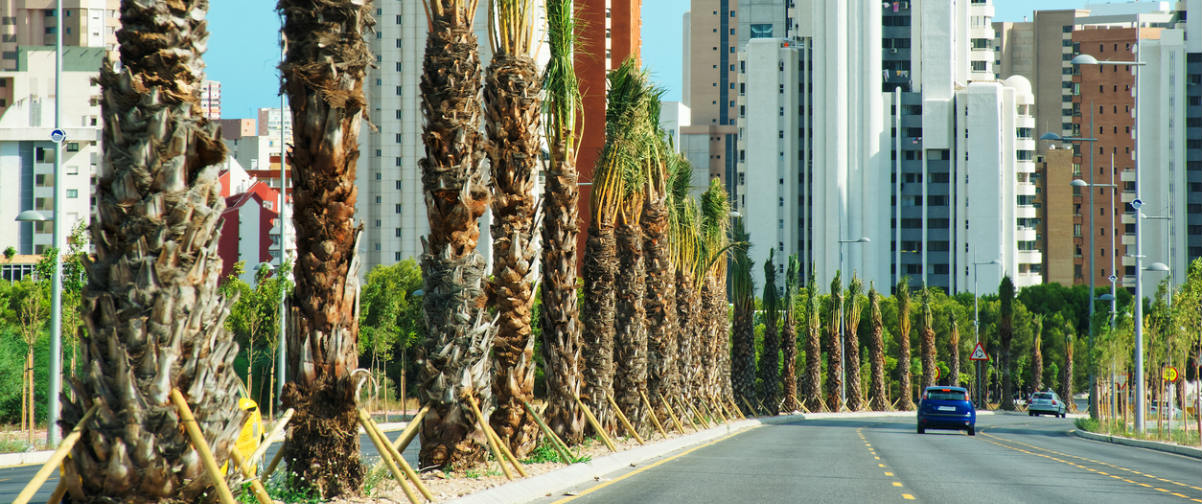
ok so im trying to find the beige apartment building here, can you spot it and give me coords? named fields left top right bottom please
left=0, top=0, right=119, bottom=70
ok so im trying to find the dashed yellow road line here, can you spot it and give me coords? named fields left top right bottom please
left=858, top=427, right=916, bottom=502
left=884, top=471, right=894, bottom=476
left=892, top=481, right=903, bottom=487
left=985, top=431, right=1202, bottom=492
left=902, top=493, right=916, bottom=500
left=980, top=431, right=1200, bottom=502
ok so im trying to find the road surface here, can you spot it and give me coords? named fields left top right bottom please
left=533, top=413, right=1202, bottom=504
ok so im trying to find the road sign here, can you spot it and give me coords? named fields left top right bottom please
left=1108, top=274, right=1117, bottom=283
left=1164, top=366, right=1179, bottom=383
left=1131, top=198, right=1143, bottom=210
left=934, top=367, right=941, bottom=380
left=969, top=342, right=989, bottom=361
left=49, top=129, right=66, bottom=143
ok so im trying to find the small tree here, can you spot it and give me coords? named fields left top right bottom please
left=999, top=276, right=1017, bottom=410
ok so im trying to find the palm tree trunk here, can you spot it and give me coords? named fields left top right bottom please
left=416, top=0, right=496, bottom=469
left=868, top=289, right=889, bottom=410
left=781, top=311, right=800, bottom=413
left=759, top=256, right=780, bottom=415
left=950, top=318, right=961, bottom=387
left=1032, top=318, right=1043, bottom=392
left=486, top=51, right=542, bottom=458
left=713, top=276, right=734, bottom=404
left=896, top=282, right=915, bottom=411
left=675, top=270, right=696, bottom=403
left=582, top=225, right=618, bottom=432
left=845, top=279, right=864, bottom=412
left=644, top=197, right=677, bottom=423
left=920, top=294, right=937, bottom=391
left=1062, top=334, right=1074, bottom=412
left=62, top=1, right=244, bottom=500
left=826, top=277, right=844, bottom=413
left=278, top=0, right=373, bottom=493
left=731, top=281, right=756, bottom=414
left=614, top=220, right=649, bottom=433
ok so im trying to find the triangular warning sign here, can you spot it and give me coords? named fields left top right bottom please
left=970, top=342, right=989, bottom=361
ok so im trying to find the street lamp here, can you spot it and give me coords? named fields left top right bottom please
left=1042, top=129, right=1099, bottom=420
left=1074, top=50, right=1148, bottom=432
left=972, top=255, right=1000, bottom=407
left=837, top=236, right=870, bottom=406
left=14, top=207, right=63, bottom=447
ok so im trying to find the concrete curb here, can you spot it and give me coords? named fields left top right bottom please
left=447, top=411, right=920, bottom=504
left=1071, top=428, right=1202, bottom=459
left=0, top=421, right=410, bottom=470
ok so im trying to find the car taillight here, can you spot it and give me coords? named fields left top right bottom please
left=1051, top=400, right=1057, bottom=405
left=963, top=392, right=970, bottom=401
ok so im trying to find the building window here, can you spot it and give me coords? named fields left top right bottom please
left=66, top=189, right=78, bottom=198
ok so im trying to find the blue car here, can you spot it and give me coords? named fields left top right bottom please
left=916, top=386, right=976, bottom=436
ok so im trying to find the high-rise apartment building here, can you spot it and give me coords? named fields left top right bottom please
left=681, top=0, right=740, bottom=204
left=200, top=80, right=221, bottom=121
left=0, top=1, right=120, bottom=70
left=1183, top=0, right=1202, bottom=266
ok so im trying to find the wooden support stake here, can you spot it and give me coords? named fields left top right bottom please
left=359, top=409, right=433, bottom=501
left=358, top=410, right=421, bottom=504
left=730, top=398, right=746, bottom=419
left=170, top=389, right=236, bottom=504
left=605, top=393, right=645, bottom=445
left=639, top=390, right=667, bottom=437
left=370, top=404, right=430, bottom=476
left=261, top=444, right=286, bottom=481
left=13, top=405, right=97, bottom=504
left=709, top=397, right=729, bottom=423
left=248, top=407, right=293, bottom=469
left=522, top=400, right=575, bottom=463
left=696, top=400, right=715, bottom=426
left=46, top=481, right=66, bottom=504
left=656, top=392, right=688, bottom=433
left=573, top=395, right=617, bottom=452
left=689, top=402, right=711, bottom=428
left=673, top=397, right=699, bottom=429
left=464, top=395, right=528, bottom=478
left=230, top=448, right=273, bottom=504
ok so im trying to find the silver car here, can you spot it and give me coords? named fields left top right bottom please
left=1028, top=391, right=1067, bottom=417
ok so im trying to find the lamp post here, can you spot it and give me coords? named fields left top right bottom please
left=972, top=254, right=1001, bottom=407
left=1041, top=129, right=1098, bottom=419
left=837, top=236, right=870, bottom=405
left=1072, top=51, right=1148, bottom=432
left=276, top=29, right=290, bottom=417
left=14, top=208, right=62, bottom=445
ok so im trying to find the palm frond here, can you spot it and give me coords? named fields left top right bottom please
left=543, top=0, right=581, bottom=162
left=488, top=0, right=536, bottom=56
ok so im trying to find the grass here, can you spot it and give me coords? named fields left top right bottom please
left=1074, top=416, right=1202, bottom=446
left=236, top=471, right=323, bottom=504
left=0, top=436, right=30, bottom=453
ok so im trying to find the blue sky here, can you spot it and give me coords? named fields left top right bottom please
left=206, top=0, right=1090, bottom=120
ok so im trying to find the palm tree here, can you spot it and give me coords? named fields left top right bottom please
left=671, top=186, right=702, bottom=405
left=645, top=151, right=687, bottom=421
left=1031, top=314, right=1044, bottom=392
left=868, top=285, right=890, bottom=410
left=699, top=179, right=733, bottom=404
left=920, top=288, right=937, bottom=390
left=950, top=316, right=961, bottom=387
left=826, top=272, right=844, bottom=412
left=730, top=219, right=756, bottom=413
left=417, top=0, right=496, bottom=469
left=582, top=59, right=641, bottom=432
left=61, top=1, right=244, bottom=499
left=538, top=0, right=586, bottom=445
left=845, top=275, right=864, bottom=411
left=896, top=279, right=915, bottom=410
left=999, top=276, right=1016, bottom=410
left=781, top=256, right=801, bottom=412
left=803, top=271, right=825, bottom=412
left=485, top=0, right=542, bottom=457
left=759, top=249, right=781, bottom=414
left=1061, top=321, right=1075, bottom=412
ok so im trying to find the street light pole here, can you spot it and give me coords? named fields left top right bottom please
left=46, top=0, right=64, bottom=447
left=276, top=30, right=289, bottom=417
left=972, top=253, right=1000, bottom=407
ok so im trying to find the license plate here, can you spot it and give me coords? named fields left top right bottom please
left=937, top=406, right=956, bottom=412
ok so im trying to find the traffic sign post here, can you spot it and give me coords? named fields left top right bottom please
left=49, top=129, right=66, bottom=143
left=1163, top=367, right=1178, bottom=383
left=970, top=342, right=989, bottom=361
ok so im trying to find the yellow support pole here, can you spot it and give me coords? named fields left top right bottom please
left=463, top=395, right=515, bottom=480
left=170, top=389, right=236, bottom=504
left=12, top=405, right=96, bottom=504
left=605, top=393, right=645, bottom=445
left=522, top=400, right=575, bottom=463
left=370, top=404, right=429, bottom=476
left=639, top=390, right=667, bottom=437
left=672, top=397, right=697, bottom=429
left=729, top=397, right=746, bottom=419
left=709, top=397, right=728, bottom=423
left=230, top=449, right=273, bottom=504
left=464, top=395, right=528, bottom=478
left=657, top=392, right=688, bottom=433
left=261, top=445, right=286, bottom=481
left=358, top=409, right=432, bottom=502
left=358, top=410, right=421, bottom=504
left=688, top=402, right=711, bottom=428
left=573, top=395, right=617, bottom=452
left=46, top=481, right=67, bottom=504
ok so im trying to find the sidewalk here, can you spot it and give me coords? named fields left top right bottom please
left=1071, top=428, right=1202, bottom=459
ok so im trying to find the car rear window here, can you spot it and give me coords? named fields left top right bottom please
left=1034, top=393, right=1052, bottom=400
left=926, top=390, right=965, bottom=401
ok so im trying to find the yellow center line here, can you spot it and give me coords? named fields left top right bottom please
left=885, top=471, right=894, bottom=476
left=878, top=463, right=886, bottom=468
left=902, top=493, right=916, bottom=500
left=892, top=482, right=903, bottom=487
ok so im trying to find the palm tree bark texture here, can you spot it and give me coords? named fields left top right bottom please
left=826, top=272, right=844, bottom=413
left=1031, top=315, right=1044, bottom=391
left=804, top=273, right=825, bottom=412
left=999, top=276, right=1017, bottom=410
left=62, top=1, right=243, bottom=500
left=614, top=201, right=649, bottom=433
left=643, top=181, right=677, bottom=426
left=920, top=289, right=937, bottom=391
left=868, top=287, right=890, bottom=410
left=538, top=0, right=586, bottom=446
left=895, top=280, right=915, bottom=410
left=1061, top=324, right=1074, bottom=412
left=950, top=317, right=962, bottom=387
left=759, top=250, right=781, bottom=415
left=845, top=275, right=864, bottom=411
left=485, top=9, right=542, bottom=457
left=780, top=256, right=801, bottom=413
left=730, top=229, right=756, bottom=413
left=417, top=0, right=497, bottom=469
left=278, top=0, right=373, bottom=495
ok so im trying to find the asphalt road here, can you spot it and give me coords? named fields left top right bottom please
left=533, top=413, right=1202, bottom=504
left=0, top=427, right=419, bottom=504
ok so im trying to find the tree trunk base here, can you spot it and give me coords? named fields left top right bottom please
left=282, top=381, right=363, bottom=498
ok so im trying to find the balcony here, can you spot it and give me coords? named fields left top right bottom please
left=1016, top=205, right=1037, bottom=219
